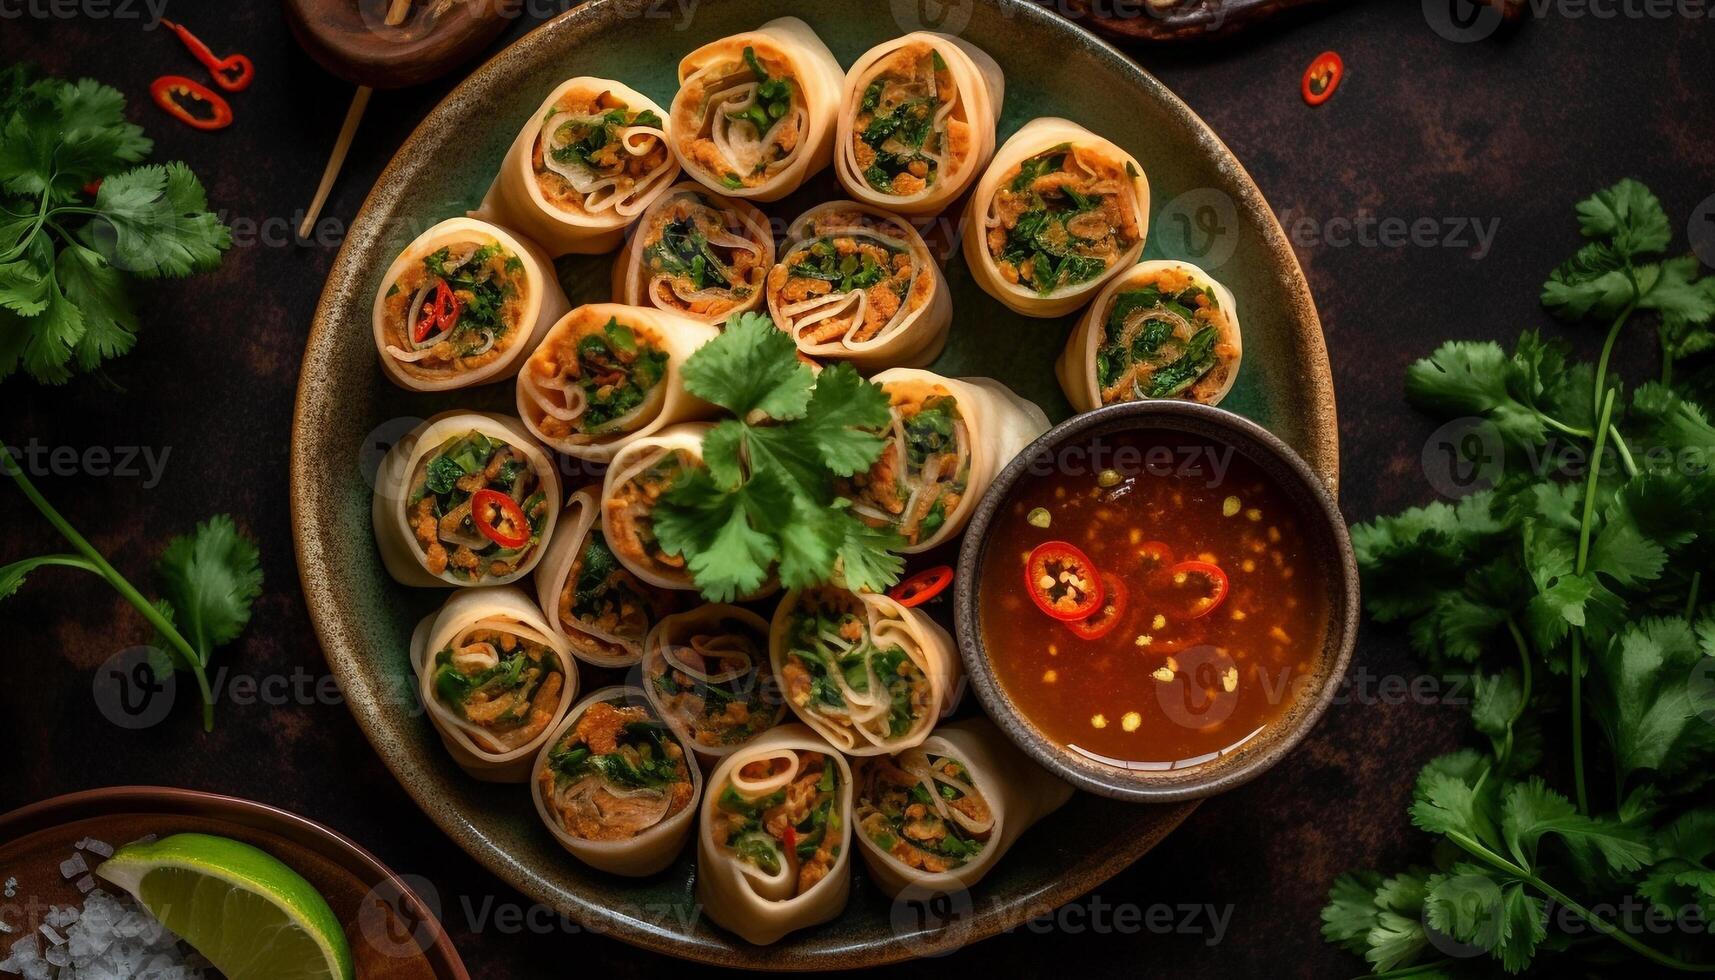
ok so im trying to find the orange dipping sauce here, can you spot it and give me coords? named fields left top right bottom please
left=978, top=430, right=1328, bottom=769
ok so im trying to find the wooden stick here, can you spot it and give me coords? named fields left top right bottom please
left=298, top=86, right=373, bottom=241
left=385, top=0, right=413, bottom=26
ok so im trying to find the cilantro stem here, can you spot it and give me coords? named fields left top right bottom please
left=1, top=448, right=216, bottom=729
left=1568, top=388, right=1616, bottom=814
left=1591, top=301, right=1635, bottom=420
left=1540, top=413, right=1594, bottom=440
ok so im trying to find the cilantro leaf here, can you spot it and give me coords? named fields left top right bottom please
left=1590, top=616, right=1715, bottom=783
left=1501, top=778, right=1652, bottom=874
left=155, top=515, right=263, bottom=665
left=80, top=162, right=231, bottom=279
left=1574, top=179, right=1672, bottom=258
left=681, top=312, right=813, bottom=419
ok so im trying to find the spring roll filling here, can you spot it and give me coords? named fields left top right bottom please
left=769, top=221, right=928, bottom=346
left=986, top=143, right=1142, bottom=296
left=560, top=529, right=674, bottom=660
left=857, top=753, right=992, bottom=873
left=838, top=389, right=968, bottom=546
left=383, top=241, right=528, bottom=375
left=712, top=750, right=842, bottom=896
left=780, top=592, right=931, bottom=742
left=680, top=45, right=803, bottom=190
left=535, top=90, right=670, bottom=216
left=540, top=701, right=694, bottom=841
left=525, top=316, right=669, bottom=441
left=432, top=626, right=564, bottom=753
left=606, top=449, right=696, bottom=578
left=1095, top=268, right=1239, bottom=403
left=648, top=618, right=783, bottom=749
left=407, top=431, right=549, bottom=581
left=851, top=43, right=966, bottom=197
left=642, top=194, right=766, bottom=317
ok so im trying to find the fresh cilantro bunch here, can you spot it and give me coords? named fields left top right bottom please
left=1, top=448, right=261, bottom=730
left=0, top=65, right=231, bottom=384
left=1324, top=182, right=1715, bottom=977
left=652, top=312, right=906, bottom=601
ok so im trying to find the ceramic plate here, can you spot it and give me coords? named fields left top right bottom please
left=291, top=0, right=1332, bottom=967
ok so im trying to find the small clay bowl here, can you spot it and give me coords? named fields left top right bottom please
left=954, top=401, right=1359, bottom=802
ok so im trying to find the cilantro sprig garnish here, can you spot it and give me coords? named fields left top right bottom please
left=1324, top=182, right=1715, bottom=976
left=652, top=313, right=905, bottom=601
left=0, top=66, right=231, bottom=384
left=1, top=445, right=261, bottom=730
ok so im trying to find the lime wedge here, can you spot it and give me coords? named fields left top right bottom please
left=96, top=832, right=355, bottom=980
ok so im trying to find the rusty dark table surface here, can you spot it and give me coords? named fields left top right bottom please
left=2, top=2, right=1712, bottom=977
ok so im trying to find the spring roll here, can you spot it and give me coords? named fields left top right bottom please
left=961, top=117, right=1150, bottom=318
left=770, top=587, right=960, bottom=756
left=516, top=303, right=718, bottom=462
left=599, top=422, right=710, bottom=592
left=852, top=717, right=1072, bottom=898
left=696, top=724, right=853, bottom=945
left=840, top=370, right=1049, bottom=553
left=1057, top=259, right=1243, bottom=410
left=534, top=488, right=680, bottom=668
left=642, top=605, right=787, bottom=759
left=373, top=217, right=570, bottom=391
left=669, top=17, right=843, bottom=202
left=531, top=685, right=702, bottom=876
left=471, top=78, right=678, bottom=256
left=836, top=33, right=1004, bottom=216
left=765, top=201, right=952, bottom=370
left=610, top=182, right=775, bottom=325
left=373, top=412, right=561, bottom=588
left=409, top=586, right=578, bottom=782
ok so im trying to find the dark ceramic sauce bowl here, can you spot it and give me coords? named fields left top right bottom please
left=954, top=401, right=1359, bottom=802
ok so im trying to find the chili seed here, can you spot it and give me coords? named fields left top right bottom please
left=1222, top=495, right=1241, bottom=517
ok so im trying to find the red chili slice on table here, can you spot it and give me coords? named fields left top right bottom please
left=1067, top=571, right=1128, bottom=641
left=149, top=76, right=233, bottom=132
left=1302, top=51, right=1344, bottom=107
left=471, top=489, right=531, bottom=549
left=1025, top=541, right=1104, bottom=622
left=889, top=565, right=953, bottom=608
left=1164, top=560, right=1229, bottom=619
left=414, top=280, right=462, bottom=343
left=160, top=18, right=255, bottom=92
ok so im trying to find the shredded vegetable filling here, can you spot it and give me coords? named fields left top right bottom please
left=839, top=390, right=968, bottom=545
left=858, top=751, right=993, bottom=874
left=384, top=241, right=527, bottom=374
left=648, top=617, right=783, bottom=749
left=642, top=196, right=765, bottom=318
left=535, top=90, right=670, bottom=215
left=605, top=449, right=697, bottom=577
left=986, top=144, right=1141, bottom=296
left=432, top=627, right=564, bottom=752
left=560, top=530, right=671, bottom=660
left=852, top=44, right=963, bottom=196
left=769, top=211, right=929, bottom=347
left=1095, top=269, right=1238, bottom=403
left=780, top=592, right=929, bottom=741
left=540, top=701, right=694, bottom=840
left=712, top=750, right=842, bottom=896
left=525, top=317, right=668, bottom=440
left=408, top=431, right=548, bottom=581
left=681, top=46, right=803, bottom=190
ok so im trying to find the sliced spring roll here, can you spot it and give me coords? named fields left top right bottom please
left=599, top=422, right=710, bottom=592
left=516, top=303, right=719, bottom=463
left=696, top=725, right=853, bottom=945
left=610, top=182, right=775, bottom=324
left=471, top=78, right=678, bottom=256
left=669, top=17, right=843, bottom=202
left=840, top=370, right=1049, bottom=553
left=531, top=685, right=702, bottom=876
left=769, top=588, right=960, bottom=756
left=962, top=117, right=1150, bottom=318
left=372, top=217, right=570, bottom=391
left=853, top=717, right=1072, bottom=898
left=836, top=33, right=1004, bottom=216
left=765, top=201, right=952, bottom=370
left=534, top=487, right=680, bottom=668
left=1057, top=259, right=1243, bottom=410
left=373, top=412, right=561, bottom=588
left=642, top=605, right=787, bottom=759
left=409, top=586, right=577, bottom=782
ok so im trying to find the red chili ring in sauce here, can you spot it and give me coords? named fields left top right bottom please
left=1025, top=541, right=1105, bottom=622
left=1136, top=540, right=1176, bottom=576
left=1067, top=570, right=1128, bottom=641
left=471, top=489, right=531, bottom=549
left=889, top=565, right=954, bottom=608
left=1168, top=560, right=1230, bottom=619
left=1302, top=51, right=1344, bottom=107
left=149, top=76, right=233, bottom=132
